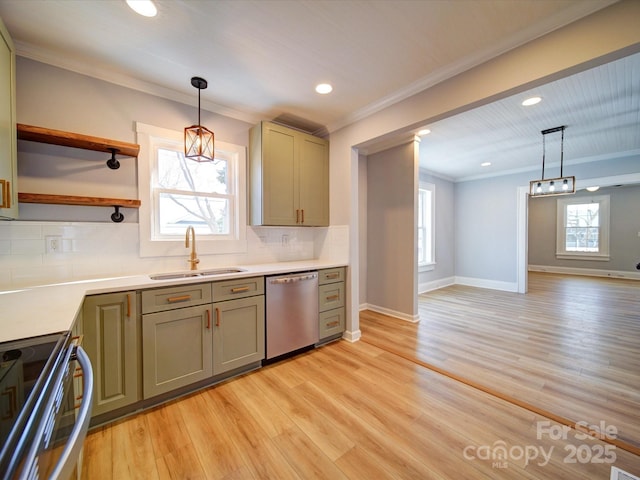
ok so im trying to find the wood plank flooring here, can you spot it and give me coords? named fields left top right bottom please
left=81, top=313, right=640, bottom=478
left=361, top=272, right=640, bottom=454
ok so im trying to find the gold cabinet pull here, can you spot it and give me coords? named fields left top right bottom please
left=167, top=294, right=192, bottom=303
left=326, top=321, right=339, bottom=328
left=1, top=386, right=17, bottom=419
left=0, top=179, right=9, bottom=209
left=206, top=309, right=211, bottom=329
left=215, top=307, right=220, bottom=327
left=126, top=294, right=131, bottom=318
left=74, top=370, right=84, bottom=409
left=326, top=294, right=339, bottom=301
left=231, top=286, right=250, bottom=293
left=301, top=209, right=304, bottom=224
left=326, top=273, right=340, bottom=279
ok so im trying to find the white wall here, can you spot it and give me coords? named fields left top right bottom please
left=365, top=141, right=418, bottom=321
left=454, top=155, right=640, bottom=290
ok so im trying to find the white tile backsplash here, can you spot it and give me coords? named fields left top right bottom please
left=0, top=221, right=348, bottom=290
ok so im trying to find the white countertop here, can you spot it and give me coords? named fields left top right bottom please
left=0, top=260, right=346, bottom=344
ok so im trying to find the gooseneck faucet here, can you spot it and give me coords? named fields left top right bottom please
left=185, top=226, right=199, bottom=270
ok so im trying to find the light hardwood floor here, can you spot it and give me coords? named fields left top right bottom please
left=81, top=283, right=640, bottom=480
left=361, top=272, right=640, bottom=454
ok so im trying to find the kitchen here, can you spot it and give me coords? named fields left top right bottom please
left=1, top=1, right=640, bottom=478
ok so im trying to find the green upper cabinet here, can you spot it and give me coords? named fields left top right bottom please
left=0, top=18, right=17, bottom=220
left=249, top=121, right=329, bottom=226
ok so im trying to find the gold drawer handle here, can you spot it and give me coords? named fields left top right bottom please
left=231, top=286, right=250, bottom=293
left=0, top=179, right=10, bottom=209
left=167, top=294, right=192, bottom=303
left=326, top=321, right=339, bottom=327
left=326, top=273, right=340, bottom=279
left=326, top=295, right=339, bottom=301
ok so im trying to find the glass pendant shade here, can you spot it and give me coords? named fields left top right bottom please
left=184, top=125, right=214, bottom=162
left=530, top=125, right=575, bottom=198
left=184, top=76, right=214, bottom=162
left=529, top=176, right=575, bottom=196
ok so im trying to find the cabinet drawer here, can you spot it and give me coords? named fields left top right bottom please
left=319, top=282, right=345, bottom=312
left=141, top=283, right=212, bottom=314
left=319, top=308, right=345, bottom=339
left=318, top=267, right=345, bottom=285
left=212, top=276, right=264, bottom=302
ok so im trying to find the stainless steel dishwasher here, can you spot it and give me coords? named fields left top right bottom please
left=266, top=271, right=318, bottom=359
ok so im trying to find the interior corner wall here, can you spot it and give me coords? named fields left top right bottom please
left=366, top=142, right=417, bottom=319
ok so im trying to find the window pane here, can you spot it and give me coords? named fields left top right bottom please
left=158, top=192, right=229, bottom=235
left=158, top=148, right=228, bottom=194
left=567, top=203, right=599, bottom=227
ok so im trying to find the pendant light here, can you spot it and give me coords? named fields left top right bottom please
left=529, top=125, right=575, bottom=197
left=184, top=76, right=214, bottom=162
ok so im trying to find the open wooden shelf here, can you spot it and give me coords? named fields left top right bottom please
left=17, top=123, right=140, bottom=158
left=18, top=193, right=141, bottom=208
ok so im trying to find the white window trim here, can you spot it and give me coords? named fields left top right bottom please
left=418, top=182, right=435, bottom=272
left=136, top=122, right=247, bottom=258
left=556, top=194, right=610, bottom=261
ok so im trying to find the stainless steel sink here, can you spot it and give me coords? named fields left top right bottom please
left=149, top=268, right=246, bottom=281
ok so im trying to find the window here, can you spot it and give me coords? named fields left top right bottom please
left=556, top=195, right=609, bottom=260
left=136, top=123, right=246, bottom=257
left=418, top=182, right=435, bottom=270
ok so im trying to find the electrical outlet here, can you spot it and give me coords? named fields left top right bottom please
left=45, top=235, right=63, bottom=253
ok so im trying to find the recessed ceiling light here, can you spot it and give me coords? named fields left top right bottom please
left=418, top=129, right=431, bottom=136
left=315, top=83, right=333, bottom=94
left=586, top=186, right=600, bottom=192
left=126, top=0, right=158, bottom=17
left=522, top=96, right=542, bottom=106
left=481, top=162, right=491, bottom=167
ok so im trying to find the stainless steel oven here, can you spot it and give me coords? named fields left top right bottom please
left=0, top=331, right=93, bottom=479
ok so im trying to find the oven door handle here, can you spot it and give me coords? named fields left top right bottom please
left=49, top=346, right=94, bottom=480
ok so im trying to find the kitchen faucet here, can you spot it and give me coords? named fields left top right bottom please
left=185, top=226, right=199, bottom=270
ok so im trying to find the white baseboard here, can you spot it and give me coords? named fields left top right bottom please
left=529, top=265, right=640, bottom=280
left=419, top=276, right=455, bottom=294
left=342, top=329, right=362, bottom=342
left=364, top=304, right=420, bottom=323
left=454, top=276, right=519, bottom=292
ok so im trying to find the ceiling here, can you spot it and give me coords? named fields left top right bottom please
left=1, top=0, right=636, bottom=181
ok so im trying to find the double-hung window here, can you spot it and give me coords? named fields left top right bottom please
left=418, top=182, right=435, bottom=270
left=136, top=122, right=246, bottom=257
left=556, top=194, right=609, bottom=260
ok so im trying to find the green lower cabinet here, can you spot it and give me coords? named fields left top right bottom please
left=142, top=304, right=213, bottom=399
left=82, top=291, right=139, bottom=417
left=213, top=296, right=265, bottom=375
left=319, top=308, right=345, bottom=339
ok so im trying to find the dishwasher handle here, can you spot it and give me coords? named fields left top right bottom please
left=268, top=272, right=318, bottom=284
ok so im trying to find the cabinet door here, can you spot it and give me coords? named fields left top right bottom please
left=142, top=304, right=212, bottom=398
left=83, top=291, right=139, bottom=417
left=298, top=134, right=329, bottom=226
left=213, top=296, right=265, bottom=375
left=0, top=19, right=17, bottom=220
left=262, top=122, right=297, bottom=225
